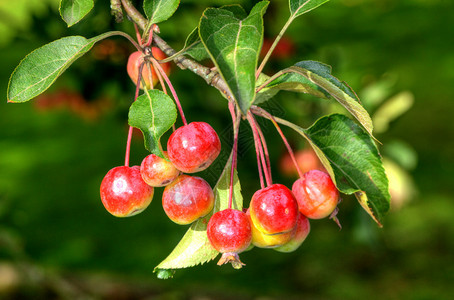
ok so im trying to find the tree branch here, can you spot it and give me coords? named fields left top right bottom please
left=120, top=0, right=235, bottom=102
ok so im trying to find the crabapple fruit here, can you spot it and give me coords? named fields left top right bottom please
left=279, top=148, right=324, bottom=177
left=207, top=209, right=252, bottom=253
left=292, top=170, right=339, bottom=219
left=249, top=184, right=299, bottom=235
left=127, top=48, right=170, bottom=90
left=275, top=212, right=310, bottom=253
left=167, top=122, right=221, bottom=173
left=140, top=153, right=180, bottom=187
left=162, top=174, right=214, bottom=225
left=100, top=166, right=154, bottom=217
left=246, top=209, right=294, bottom=248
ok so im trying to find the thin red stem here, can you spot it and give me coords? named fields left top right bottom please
left=133, top=23, right=142, bottom=47
left=149, top=57, right=187, bottom=126
left=228, top=101, right=240, bottom=210
left=144, top=26, right=154, bottom=47
left=252, top=107, right=304, bottom=178
left=254, top=132, right=265, bottom=189
left=124, top=61, right=145, bottom=167
left=248, top=113, right=271, bottom=187
left=250, top=114, right=272, bottom=184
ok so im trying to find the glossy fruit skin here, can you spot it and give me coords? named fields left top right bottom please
left=207, top=209, right=252, bottom=253
left=126, top=48, right=170, bottom=89
left=100, top=166, right=154, bottom=217
left=275, top=212, right=310, bottom=253
left=246, top=209, right=294, bottom=248
left=249, top=184, right=299, bottom=235
left=162, top=175, right=214, bottom=225
left=167, top=122, right=221, bottom=173
left=140, top=153, right=180, bottom=187
left=292, top=170, right=339, bottom=219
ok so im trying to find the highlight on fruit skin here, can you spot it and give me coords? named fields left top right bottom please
left=140, top=153, right=180, bottom=187
left=292, top=169, right=339, bottom=219
left=162, top=174, right=215, bottom=225
left=249, top=183, right=299, bottom=235
left=207, top=209, right=252, bottom=253
left=167, top=122, right=221, bottom=173
left=126, top=47, right=171, bottom=90
left=207, top=209, right=252, bottom=269
left=100, top=166, right=154, bottom=217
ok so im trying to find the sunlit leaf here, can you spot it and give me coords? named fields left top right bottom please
left=286, top=61, right=374, bottom=137
left=255, top=71, right=329, bottom=105
left=183, top=5, right=247, bottom=61
left=59, top=0, right=94, bottom=27
left=199, top=1, right=269, bottom=114
left=154, top=154, right=243, bottom=271
left=7, top=33, right=112, bottom=103
left=143, top=0, right=179, bottom=24
left=128, top=90, right=177, bottom=157
left=289, top=0, right=330, bottom=18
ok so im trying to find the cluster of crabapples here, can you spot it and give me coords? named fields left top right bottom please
left=207, top=169, right=339, bottom=266
left=100, top=48, right=221, bottom=224
left=99, top=48, right=340, bottom=266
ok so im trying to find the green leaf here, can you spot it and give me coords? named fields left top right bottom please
left=286, top=61, right=374, bottom=137
left=155, top=154, right=243, bottom=272
left=255, top=70, right=329, bottom=105
left=182, top=28, right=210, bottom=61
left=143, top=0, right=179, bottom=24
left=199, top=1, right=269, bottom=115
left=275, top=114, right=389, bottom=225
left=7, top=34, right=111, bottom=103
left=289, top=0, right=330, bottom=18
left=183, top=5, right=247, bottom=61
left=128, top=90, right=177, bottom=157
left=59, top=0, right=94, bottom=27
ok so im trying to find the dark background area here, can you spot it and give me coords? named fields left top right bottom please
left=1, top=0, right=453, bottom=299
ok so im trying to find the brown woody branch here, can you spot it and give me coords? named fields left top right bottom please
left=120, top=0, right=234, bottom=102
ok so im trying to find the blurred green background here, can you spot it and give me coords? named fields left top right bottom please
left=1, top=0, right=453, bottom=299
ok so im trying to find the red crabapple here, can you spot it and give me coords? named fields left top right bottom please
left=246, top=209, right=294, bottom=248
left=127, top=48, right=170, bottom=90
left=162, top=174, right=214, bottom=225
left=140, top=153, right=180, bottom=187
left=167, top=122, right=221, bottom=173
left=100, top=166, right=154, bottom=217
left=249, top=184, right=299, bottom=235
left=207, top=209, right=252, bottom=269
left=292, top=170, right=339, bottom=219
left=275, top=212, right=310, bottom=253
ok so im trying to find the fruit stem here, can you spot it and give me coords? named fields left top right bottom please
left=125, top=61, right=145, bottom=167
left=250, top=113, right=272, bottom=184
left=133, top=22, right=143, bottom=46
left=254, top=109, right=304, bottom=178
left=149, top=57, right=188, bottom=126
left=144, top=25, right=154, bottom=47
left=248, top=112, right=271, bottom=188
left=256, top=15, right=294, bottom=79
left=228, top=101, right=241, bottom=209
